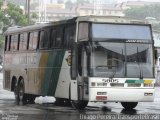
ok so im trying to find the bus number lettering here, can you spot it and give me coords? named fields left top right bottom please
left=102, top=79, right=119, bottom=83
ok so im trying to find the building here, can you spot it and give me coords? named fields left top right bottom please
left=76, top=3, right=124, bottom=16
left=30, top=1, right=124, bottom=22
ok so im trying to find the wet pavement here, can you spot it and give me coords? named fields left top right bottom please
left=0, top=73, right=160, bottom=120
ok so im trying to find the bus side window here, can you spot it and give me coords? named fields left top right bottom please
left=19, top=33, right=28, bottom=50
left=64, top=25, right=76, bottom=49
left=40, top=30, right=50, bottom=49
left=10, top=34, right=18, bottom=51
left=29, top=32, right=38, bottom=50
left=56, top=28, right=63, bottom=48
left=50, top=30, right=56, bottom=48
left=78, top=22, right=89, bottom=41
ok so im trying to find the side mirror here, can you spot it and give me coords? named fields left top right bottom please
left=71, top=43, right=78, bottom=80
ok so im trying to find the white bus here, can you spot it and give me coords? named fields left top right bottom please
left=3, top=16, right=156, bottom=110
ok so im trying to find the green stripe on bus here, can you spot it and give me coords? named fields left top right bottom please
left=125, top=79, right=144, bottom=83
left=41, top=50, right=65, bottom=96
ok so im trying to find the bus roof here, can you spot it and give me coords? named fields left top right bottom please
left=4, top=16, right=148, bottom=35
left=76, top=15, right=147, bottom=24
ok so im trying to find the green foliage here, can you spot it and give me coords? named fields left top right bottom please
left=4, top=3, right=29, bottom=26
left=31, top=13, right=38, bottom=19
left=65, top=0, right=74, bottom=9
left=124, top=5, right=160, bottom=20
left=0, top=0, right=3, bottom=8
left=0, top=0, right=36, bottom=48
left=152, top=23, right=160, bottom=31
left=0, top=34, right=4, bottom=48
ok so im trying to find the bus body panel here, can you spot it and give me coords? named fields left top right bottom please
left=89, top=87, right=155, bottom=102
left=89, top=77, right=155, bottom=102
left=54, top=51, right=71, bottom=99
left=4, top=50, right=71, bottom=99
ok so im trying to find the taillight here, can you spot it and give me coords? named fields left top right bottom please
left=96, top=96, right=107, bottom=101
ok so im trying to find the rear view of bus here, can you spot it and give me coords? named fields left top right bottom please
left=71, top=16, right=155, bottom=110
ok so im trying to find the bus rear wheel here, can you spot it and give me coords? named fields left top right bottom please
left=71, top=100, right=88, bottom=110
left=14, top=84, right=19, bottom=104
left=121, top=102, right=138, bottom=110
left=18, top=80, right=26, bottom=104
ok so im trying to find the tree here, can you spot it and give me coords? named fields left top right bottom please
left=124, top=4, right=160, bottom=31
left=124, top=5, right=160, bottom=20
left=0, top=0, right=34, bottom=48
left=65, top=0, right=74, bottom=9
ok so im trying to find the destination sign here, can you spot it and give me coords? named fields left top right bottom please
left=125, top=39, right=150, bottom=43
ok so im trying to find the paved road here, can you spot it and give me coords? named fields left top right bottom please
left=0, top=73, right=160, bottom=120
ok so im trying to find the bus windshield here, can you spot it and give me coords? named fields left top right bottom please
left=90, top=42, right=154, bottom=78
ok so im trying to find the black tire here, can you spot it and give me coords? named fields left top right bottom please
left=121, top=102, right=138, bottom=110
left=55, top=98, right=71, bottom=106
left=14, top=83, right=20, bottom=104
left=71, top=100, right=88, bottom=110
left=18, top=80, right=26, bottom=104
left=26, top=94, right=36, bottom=104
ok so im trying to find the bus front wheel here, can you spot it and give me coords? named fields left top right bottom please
left=121, top=102, right=138, bottom=110
left=71, top=100, right=88, bottom=110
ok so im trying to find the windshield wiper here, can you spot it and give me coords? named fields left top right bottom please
left=137, top=47, right=143, bottom=79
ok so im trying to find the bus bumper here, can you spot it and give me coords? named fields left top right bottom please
left=89, top=88, right=155, bottom=102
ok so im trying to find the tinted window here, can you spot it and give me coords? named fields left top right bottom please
left=10, top=34, right=18, bottom=51
left=40, top=30, right=50, bottom=49
left=29, top=32, right=38, bottom=50
left=50, top=30, right=56, bottom=48
left=19, top=33, right=28, bottom=50
left=50, top=28, right=63, bottom=48
left=56, top=28, right=63, bottom=48
left=64, top=25, right=76, bottom=49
